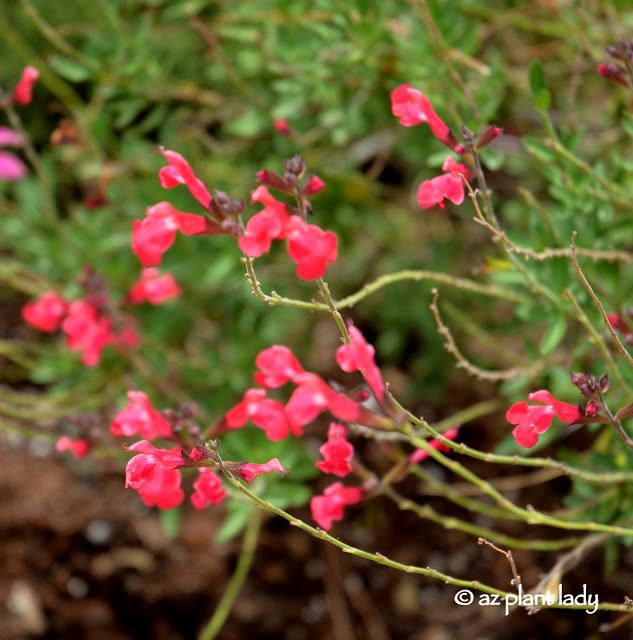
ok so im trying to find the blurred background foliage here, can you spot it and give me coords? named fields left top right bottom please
left=2, top=0, right=633, bottom=487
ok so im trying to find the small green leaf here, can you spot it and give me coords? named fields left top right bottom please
left=529, top=61, right=546, bottom=97
left=49, top=55, right=93, bottom=82
left=540, top=314, right=566, bottom=355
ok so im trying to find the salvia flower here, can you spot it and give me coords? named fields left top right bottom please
left=55, top=436, right=90, bottom=459
left=22, top=291, right=68, bottom=332
left=191, top=469, right=226, bottom=509
left=316, top=423, right=354, bottom=477
left=0, top=126, right=29, bottom=182
left=238, top=458, right=288, bottom=482
left=238, top=187, right=288, bottom=257
left=127, top=268, right=181, bottom=305
left=224, top=388, right=292, bottom=441
left=391, top=84, right=463, bottom=153
left=158, top=147, right=212, bottom=210
left=12, top=66, right=39, bottom=105
left=310, top=482, right=363, bottom=531
left=417, top=156, right=471, bottom=209
left=254, top=345, right=306, bottom=388
left=284, top=216, right=338, bottom=280
left=61, top=300, right=114, bottom=366
left=336, top=322, right=385, bottom=404
left=111, top=391, right=173, bottom=439
left=409, top=427, right=460, bottom=464
left=135, top=464, right=184, bottom=509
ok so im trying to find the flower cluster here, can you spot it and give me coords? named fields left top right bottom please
left=132, top=148, right=336, bottom=280
left=22, top=266, right=180, bottom=366
left=598, top=38, right=633, bottom=88
left=391, top=83, right=501, bottom=210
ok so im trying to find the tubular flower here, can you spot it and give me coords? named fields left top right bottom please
left=417, top=156, right=470, bottom=209
left=506, top=402, right=556, bottom=448
left=336, top=322, right=385, bottom=404
left=158, top=147, right=212, bottom=210
left=224, top=388, right=291, bottom=441
left=238, top=186, right=288, bottom=257
left=238, top=458, right=288, bottom=482
left=136, top=465, right=184, bottom=510
left=310, top=482, right=364, bottom=531
left=527, top=390, right=583, bottom=424
left=283, top=216, right=338, bottom=280
left=111, top=391, right=173, bottom=439
left=391, top=84, right=462, bottom=153
left=316, top=423, right=354, bottom=477
left=127, top=268, right=181, bottom=305
left=61, top=300, right=114, bottom=366
left=409, top=428, right=460, bottom=464
left=191, top=469, right=226, bottom=509
left=132, top=202, right=210, bottom=266
left=0, top=126, right=28, bottom=181
left=55, top=436, right=90, bottom=459
left=253, top=345, right=306, bottom=388
left=22, top=291, right=68, bottom=332
left=12, top=66, right=39, bottom=105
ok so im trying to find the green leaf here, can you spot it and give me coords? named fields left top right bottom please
left=529, top=61, right=546, bottom=97
left=540, top=313, right=566, bottom=355
left=49, top=55, right=93, bottom=82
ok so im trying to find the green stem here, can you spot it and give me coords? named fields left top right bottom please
left=198, top=506, right=262, bottom=640
left=316, top=278, right=349, bottom=343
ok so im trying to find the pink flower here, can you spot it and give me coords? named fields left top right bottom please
left=253, top=345, right=305, bottom=388
left=12, top=66, right=39, bottom=105
left=132, top=202, right=210, bottom=266
left=224, top=388, right=291, bottom=441
left=136, top=465, right=184, bottom=510
left=417, top=156, right=470, bottom=209
left=409, top=428, right=460, bottom=464
left=273, top=118, right=292, bottom=135
left=238, top=186, right=288, bottom=257
left=527, top=390, right=583, bottom=424
left=61, top=300, right=114, bottom=366
left=111, top=391, right=173, bottom=439
left=284, top=216, right=338, bottom=280
left=191, top=469, right=226, bottom=509
left=22, top=291, right=68, bottom=332
left=316, top=423, right=354, bottom=477
left=158, top=147, right=212, bottom=210
left=391, top=84, right=462, bottom=153
left=336, top=323, right=385, bottom=405
left=127, top=268, right=181, bottom=305
left=0, top=126, right=27, bottom=181
left=238, top=457, right=288, bottom=482
left=301, top=175, right=326, bottom=196
left=310, top=482, right=363, bottom=530
left=55, top=436, right=90, bottom=459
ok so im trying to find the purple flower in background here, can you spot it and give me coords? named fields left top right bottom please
left=0, top=126, right=27, bottom=181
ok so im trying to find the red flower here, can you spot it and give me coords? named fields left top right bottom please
left=22, top=291, right=68, bottom=332
left=409, top=427, right=460, bottom=464
left=55, top=436, right=90, bottom=459
left=316, top=423, right=354, bottom=477
left=598, top=63, right=629, bottom=87
left=238, top=458, right=288, bottom=482
left=506, top=402, right=556, bottom=448
left=310, top=482, right=363, bottom=530
left=417, top=156, right=470, bottom=209
left=61, top=300, right=114, bottom=366
left=132, top=202, right=209, bottom=266
left=191, top=469, right=226, bottom=509
left=136, top=465, right=184, bottom=510
left=527, top=390, right=582, bottom=424
left=158, top=147, right=212, bottom=210
left=391, top=84, right=462, bottom=153
left=284, top=216, right=338, bottom=280
left=127, top=268, right=181, bottom=305
left=301, top=175, right=326, bottom=196
left=125, top=440, right=185, bottom=472
left=224, top=388, right=291, bottom=441
left=111, top=391, right=173, bottom=439
left=253, top=345, right=305, bottom=388
left=285, top=373, right=360, bottom=435
left=273, top=118, right=292, bottom=135
left=12, top=66, right=39, bottom=105
left=336, top=322, right=385, bottom=405
left=238, top=186, right=288, bottom=257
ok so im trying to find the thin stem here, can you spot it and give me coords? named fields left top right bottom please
left=197, top=506, right=262, bottom=640
left=316, top=278, right=349, bottom=344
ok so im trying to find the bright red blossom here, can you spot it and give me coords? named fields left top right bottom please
left=191, top=469, right=226, bottom=509
left=61, top=300, right=114, bottom=366
left=127, top=268, right=181, bottom=305
left=254, top=345, right=305, bottom=388
left=12, top=66, right=39, bottom=105
left=22, top=291, right=68, bottom=332
left=56, top=436, right=90, bottom=459
left=238, top=186, right=288, bottom=257
left=409, top=428, right=460, bottom=464
left=238, top=458, right=288, bottom=482
left=158, top=147, right=212, bottom=210
left=527, top=390, right=583, bottom=424
left=418, top=156, right=470, bottom=209
left=284, top=216, right=338, bottom=280
left=136, top=465, right=184, bottom=510
left=316, top=423, right=354, bottom=477
left=310, top=482, right=364, bottom=531
left=391, top=84, right=462, bottom=153
left=111, top=391, right=173, bottom=439
left=224, top=388, right=292, bottom=441
left=336, top=323, right=385, bottom=404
